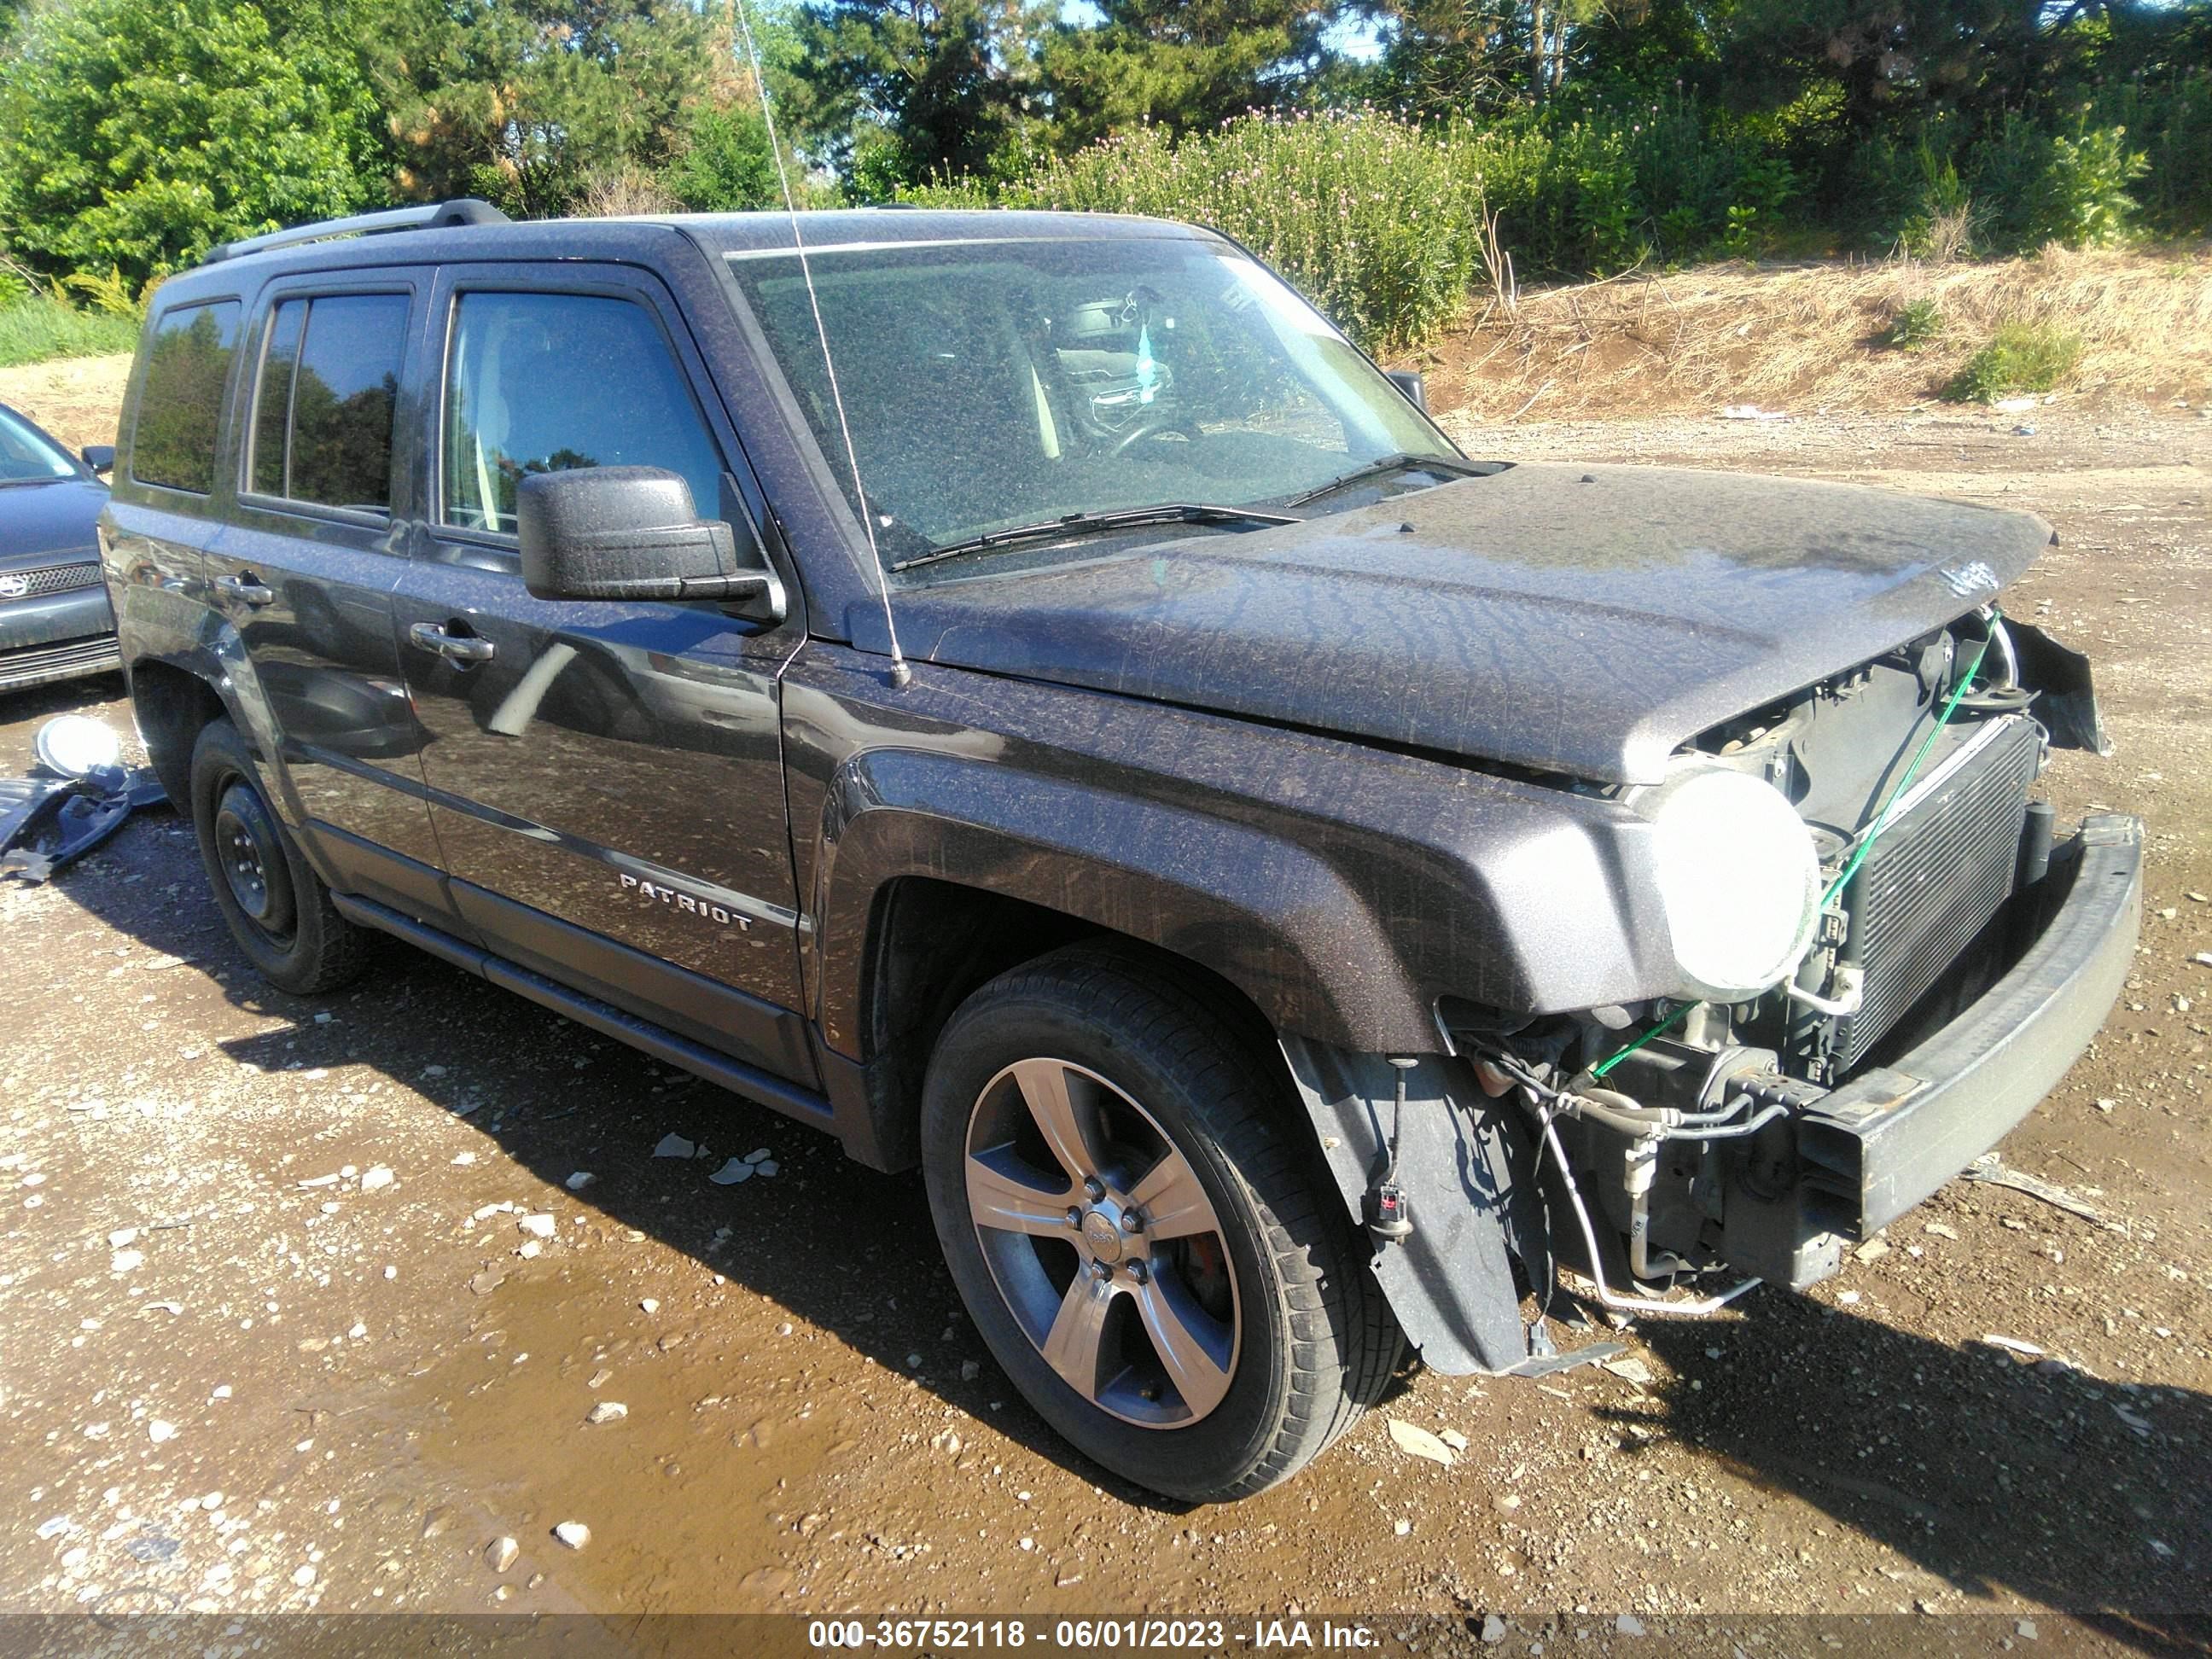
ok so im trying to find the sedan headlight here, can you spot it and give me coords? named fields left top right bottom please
left=1635, top=765, right=1821, bottom=1004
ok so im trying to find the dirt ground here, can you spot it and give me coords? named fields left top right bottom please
left=0, top=353, right=130, bottom=456
left=0, top=392, right=2205, bottom=1646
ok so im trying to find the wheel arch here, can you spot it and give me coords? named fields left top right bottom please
left=841, top=873, right=1298, bottom=1173
left=126, top=656, right=230, bottom=811
left=810, top=748, right=1436, bottom=1063
left=825, top=835, right=1534, bottom=1377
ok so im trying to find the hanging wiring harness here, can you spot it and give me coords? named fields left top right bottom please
left=1479, top=612, right=2004, bottom=1319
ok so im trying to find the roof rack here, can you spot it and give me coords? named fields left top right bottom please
left=200, top=198, right=510, bottom=266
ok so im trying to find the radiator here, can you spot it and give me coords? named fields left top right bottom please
left=1833, top=714, right=2042, bottom=1068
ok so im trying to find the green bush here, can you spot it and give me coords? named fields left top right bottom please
left=1898, top=141, right=1979, bottom=261
left=666, top=105, right=783, bottom=212
left=61, top=267, right=143, bottom=318
left=909, top=112, right=1488, bottom=354
left=1945, top=321, right=2082, bottom=403
left=896, top=88, right=2179, bottom=354
left=902, top=102, right=1802, bottom=350
left=1885, top=297, right=1944, bottom=351
left=2034, top=125, right=2147, bottom=247
left=1460, top=96, right=1790, bottom=276
left=2095, top=69, right=2212, bottom=235
left=0, top=298, right=143, bottom=369
left=1967, top=114, right=2146, bottom=253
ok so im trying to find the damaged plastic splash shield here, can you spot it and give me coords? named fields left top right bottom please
left=0, top=718, right=165, bottom=883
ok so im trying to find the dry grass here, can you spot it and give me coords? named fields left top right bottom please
left=0, top=351, right=132, bottom=451
left=1421, top=244, right=2212, bottom=422
left=576, top=166, right=681, bottom=218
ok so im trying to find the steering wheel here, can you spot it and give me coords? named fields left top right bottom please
left=1112, top=416, right=1197, bottom=457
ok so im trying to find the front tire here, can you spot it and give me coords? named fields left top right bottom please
left=189, top=719, right=369, bottom=997
left=920, top=945, right=1398, bottom=1502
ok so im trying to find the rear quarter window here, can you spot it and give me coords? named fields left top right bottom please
left=131, top=300, right=242, bottom=494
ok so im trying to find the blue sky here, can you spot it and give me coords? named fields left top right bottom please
left=1057, top=0, right=1385, bottom=59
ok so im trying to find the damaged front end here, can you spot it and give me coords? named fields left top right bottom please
left=1302, top=611, right=2145, bottom=1368
left=1471, top=611, right=2139, bottom=1310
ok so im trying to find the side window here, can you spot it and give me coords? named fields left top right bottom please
left=250, top=301, right=305, bottom=498
left=131, top=300, right=242, bottom=493
left=248, top=294, right=408, bottom=513
left=441, top=291, right=721, bottom=536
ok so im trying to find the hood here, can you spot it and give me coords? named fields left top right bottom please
left=0, top=478, right=108, bottom=568
left=885, top=463, right=2052, bottom=785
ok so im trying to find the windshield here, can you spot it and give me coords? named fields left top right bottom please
left=725, top=236, right=1456, bottom=568
left=0, top=407, right=78, bottom=484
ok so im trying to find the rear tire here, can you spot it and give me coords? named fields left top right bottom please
left=189, top=719, right=369, bottom=997
left=920, top=944, right=1399, bottom=1502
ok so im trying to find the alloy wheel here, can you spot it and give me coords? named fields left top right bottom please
left=963, top=1057, right=1240, bottom=1427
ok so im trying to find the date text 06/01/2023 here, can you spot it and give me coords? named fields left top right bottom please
left=804, top=1617, right=1381, bottom=1650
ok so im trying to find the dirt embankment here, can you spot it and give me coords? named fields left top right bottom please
left=1406, top=245, right=2212, bottom=424
left=0, top=352, right=131, bottom=454
left=7, top=249, right=2211, bottom=461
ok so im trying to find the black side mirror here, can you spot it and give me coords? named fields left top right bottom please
left=1383, top=370, right=1428, bottom=413
left=517, top=466, right=785, bottom=622
left=80, top=445, right=115, bottom=475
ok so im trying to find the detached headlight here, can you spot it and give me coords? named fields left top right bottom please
left=1635, top=765, right=1820, bottom=1004
left=33, top=713, right=123, bottom=778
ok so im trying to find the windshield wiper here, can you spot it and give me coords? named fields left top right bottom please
left=1284, top=451, right=1487, bottom=507
left=890, top=502, right=1301, bottom=573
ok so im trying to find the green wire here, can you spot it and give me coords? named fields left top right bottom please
left=1819, top=628, right=1993, bottom=910
left=1588, top=620, right=1997, bottom=1081
left=1589, top=1002, right=1690, bottom=1080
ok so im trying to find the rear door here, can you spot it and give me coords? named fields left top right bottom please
left=216, top=274, right=446, bottom=923
left=389, top=264, right=814, bottom=1085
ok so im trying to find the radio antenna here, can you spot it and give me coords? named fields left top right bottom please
left=729, top=0, right=911, bottom=687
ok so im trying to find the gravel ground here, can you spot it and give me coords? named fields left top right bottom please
left=0, top=404, right=2204, bottom=1645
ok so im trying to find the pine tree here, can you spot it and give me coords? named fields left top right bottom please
left=789, top=0, right=1052, bottom=187
left=1038, top=0, right=1331, bottom=153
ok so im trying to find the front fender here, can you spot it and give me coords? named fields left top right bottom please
left=783, top=650, right=1681, bottom=1059
left=809, top=746, right=1417, bottom=1057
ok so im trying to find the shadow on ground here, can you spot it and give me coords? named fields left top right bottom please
left=1632, top=1296, right=2208, bottom=1649
left=9, top=728, right=1195, bottom=1514
left=8, top=678, right=2206, bottom=1628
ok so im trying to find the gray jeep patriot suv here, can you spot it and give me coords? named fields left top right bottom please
left=100, top=200, right=2141, bottom=1501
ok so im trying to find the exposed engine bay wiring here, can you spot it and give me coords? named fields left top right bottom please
left=1479, top=1049, right=1763, bottom=1319
left=1586, top=608, right=2005, bottom=1081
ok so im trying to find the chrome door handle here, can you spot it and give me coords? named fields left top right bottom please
left=217, top=573, right=276, bottom=608
left=407, top=621, right=496, bottom=665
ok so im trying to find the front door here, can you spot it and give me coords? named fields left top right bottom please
left=389, top=268, right=813, bottom=1084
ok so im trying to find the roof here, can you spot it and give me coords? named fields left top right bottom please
left=687, top=207, right=1214, bottom=255
left=155, top=205, right=1214, bottom=307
